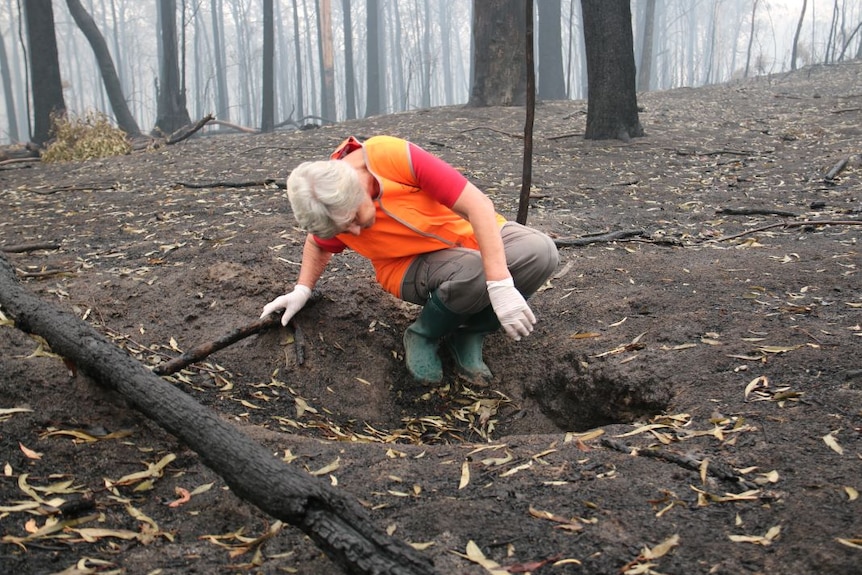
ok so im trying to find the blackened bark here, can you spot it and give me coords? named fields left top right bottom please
left=24, top=0, right=66, bottom=145
left=0, top=254, right=436, bottom=575
left=580, top=0, right=643, bottom=141
left=468, top=0, right=527, bottom=107
left=537, top=0, right=566, bottom=100
left=155, top=0, right=191, bottom=135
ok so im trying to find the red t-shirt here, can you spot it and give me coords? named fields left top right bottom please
left=313, top=141, right=468, bottom=253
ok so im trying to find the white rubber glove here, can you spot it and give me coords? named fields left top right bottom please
left=486, top=277, right=536, bottom=341
left=260, top=285, right=312, bottom=326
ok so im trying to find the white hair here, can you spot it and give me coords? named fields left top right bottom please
left=286, top=160, right=365, bottom=238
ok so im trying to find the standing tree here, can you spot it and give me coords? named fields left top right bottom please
left=155, top=0, right=191, bottom=135
left=342, top=0, right=356, bottom=120
left=743, top=0, right=759, bottom=78
left=211, top=0, right=230, bottom=121
left=318, top=0, right=336, bottom=121
left=791, top=0, right=808, bottom=71
left=365, top=0, right=382, bottom=117
left=636, top=0, right=657, bottom=92
left=537, top=0, right=566, bottom=100
left=291, top=0, right=305, bottom=120
left=469, top=0, right=527, bottom=106
left=580, top=0, right=643, bottom=141
left=0, top=28, right=19, bottom=142
left=64, top=0, right=141, bottom=137
left=261, top=0, right=275, bottom=132
left=24, top=0, right=66, bottom=145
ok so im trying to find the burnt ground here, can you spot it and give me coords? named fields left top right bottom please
left=1, top=60, right=861, bottom=575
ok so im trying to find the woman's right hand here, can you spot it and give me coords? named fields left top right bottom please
left=260, top=285, right=312, bottom=326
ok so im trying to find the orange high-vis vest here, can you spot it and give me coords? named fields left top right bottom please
left=328, top=136, right=506, bottom=297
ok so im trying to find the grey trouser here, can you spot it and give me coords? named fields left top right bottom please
left=400, top=222, right=560, bottom=315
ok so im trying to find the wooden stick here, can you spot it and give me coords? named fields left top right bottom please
left=166, top=113, right=215, bottom=145
left=554, top=229, right=646, bottom=247
left=716, top=207, right=799, bottom=217
left=824, top=156, right=849, bottom=182
left=711, top=219, right=862, bottom=243
left=153, top=315, right=302, bottom=375
left=1, top=242, right=62, bottom=253
left=600, top=437, right=757, bottom=490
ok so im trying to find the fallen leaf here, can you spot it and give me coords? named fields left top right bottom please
left=459, top=461, right=470, bottom=489
left=19, top=442, right=42, bottom=460
left=661, top=343, right=698, bottom=351
left=758, top=345, right=801, bottom=354
left=453, top=540, right=508, bottom=575
left=844, top=486, right=858, bottom=501
left=641, top=533, right=680, bottom=559
left=836, top=538, right=862, bottom=550
left=823, top=432, right=844, bottom=455
left=615, top=424, right=671, bottom=438
left=744, top=376, right=768, bottom=400
left=109, top=453, right=176, bottom=487
left=309, top=457, right=340, bottom=477
left=729, top=525, right=781, bottom=546
left=190, top=482, right=215, bottom=496
left=0, top=407, right=33, bottom=417
left=528, top=506, right=583, bottom=532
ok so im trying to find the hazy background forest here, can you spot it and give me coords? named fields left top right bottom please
left=2, top=0, right=862, bottom=145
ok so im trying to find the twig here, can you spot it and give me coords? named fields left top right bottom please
left=23, top=183, right=118, bottom=195
left=673, top=148, right=762, bottom=157
left=824, top=156, right=849, bottom=182
left=554, top=229, right=646, bottom=247
left=0, top=157, right=40, bottom=167
left=600, top=437, right=758, bottom=490
left=176, top=179, right=284, bottom=189
left=459, top=126, right=523, bottom=139
left=17, top=268, right=77, bottom=279
left=546, top=132, right=583, bottom=141
left=153, top=315, right=303, bottom=376
left=210, top=119, right=260, bottom=134
left=710, top=219, right=862, bottom=243
left=716, top=207, right=799, bottom=217
left=1, top=242, right=62, bottom=253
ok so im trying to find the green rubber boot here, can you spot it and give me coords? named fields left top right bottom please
left=445, top=305, right=500, bottom=384
left=403, top=292, right=464, bottom=384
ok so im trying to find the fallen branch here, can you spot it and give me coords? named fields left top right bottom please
left=166, top=113, right=215, bottom=145
left=459, top=126, right=523, bottom=139
left=710, top=219, right=862, bottom=243
left=1, top=242, right=62, bottom=253
left=554, top=229, right=646, bottom=247
left=210, top=119, right=260, bottom=134
left=600, top=437, right=757, bottom=490
left=716, top=207, right=799, bottom=217
left=0, top=254, right=435, bottom=575
left=22, top=183, right=118, bottom=195
left=176, top=178, right=284, bottom=189
left=154, top=316, right=304, bottom=376
left=824, top=156, right=849, bottom=182
left=0, top=157, right=40, bottom=167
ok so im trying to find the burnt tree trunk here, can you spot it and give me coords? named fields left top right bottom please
left=580, top=0, right=643, bottom=141
left=0, top=255, right=435, bottom=575
left=468, top=0, right=527, bottom=107
left=24, top=0, right=66, bottom=145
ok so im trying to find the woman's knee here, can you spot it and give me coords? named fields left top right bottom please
left=502, top=223, right=559, bottom=293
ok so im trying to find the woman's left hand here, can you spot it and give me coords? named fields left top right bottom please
left=486, top=277, right=536, bottom=340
